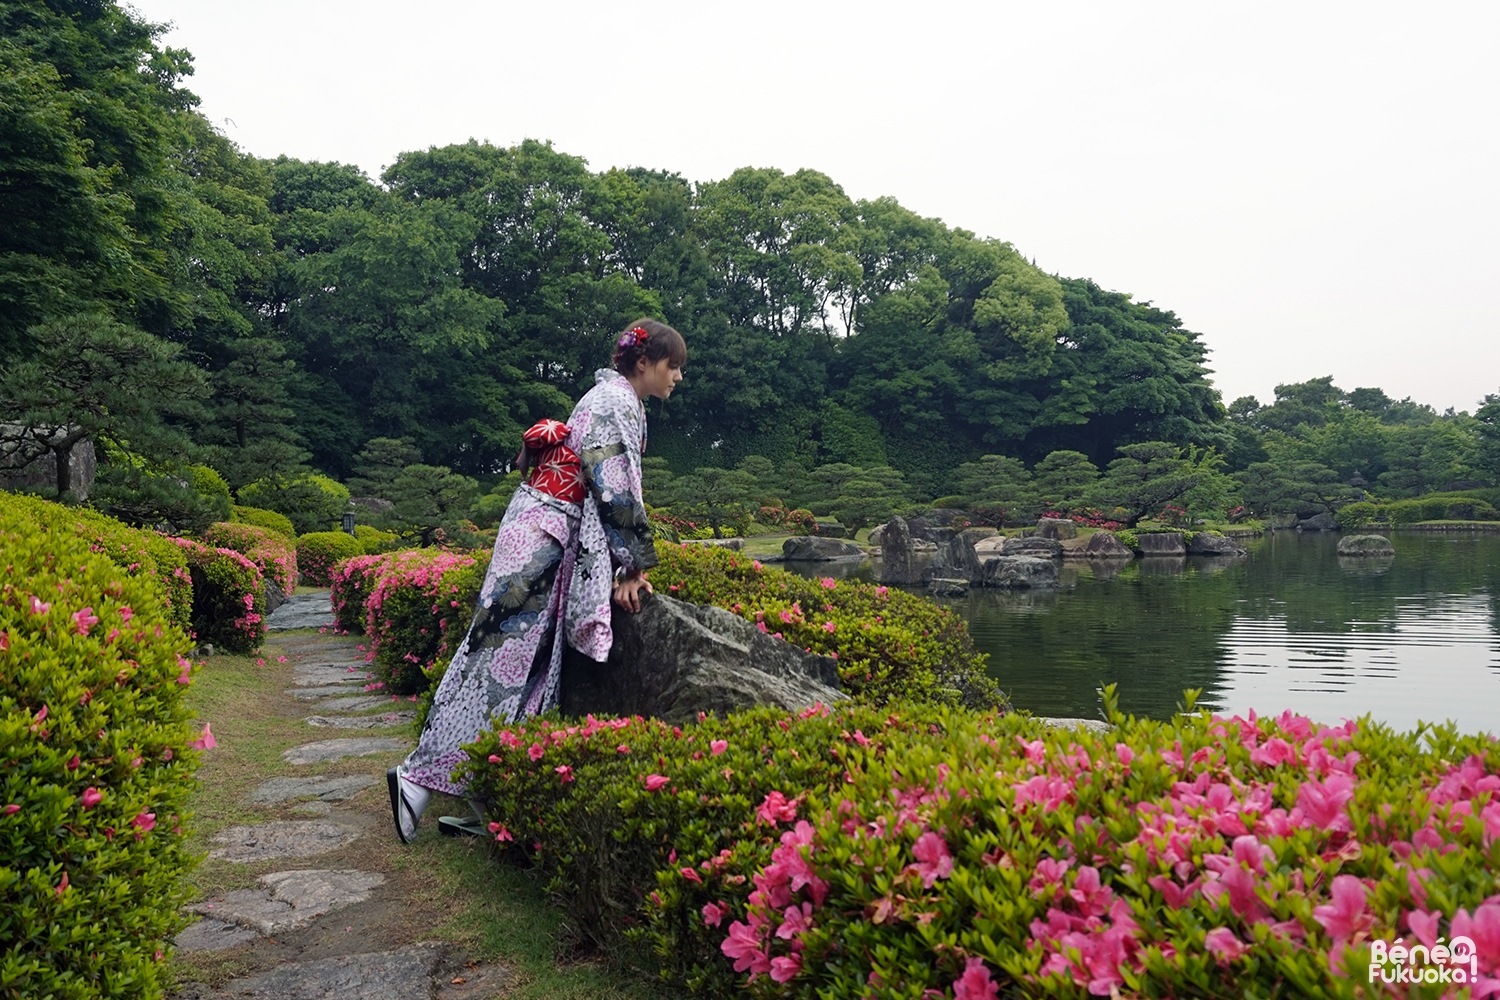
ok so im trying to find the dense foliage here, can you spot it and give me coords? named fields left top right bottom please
left=0, top=499, right=201, bottom=999
left=295, top=530, right=363, bottom=586
left=202, top=521, right=297, bottom=594
left=167, top=537, right=264, bottom=653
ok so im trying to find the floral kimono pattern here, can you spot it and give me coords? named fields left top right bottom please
left=402, top=369, right=656, bottom=796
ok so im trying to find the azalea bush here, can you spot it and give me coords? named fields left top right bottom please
left=168, top=538, right=265, bottom=653
left=296, top=530, right=365, bottom=586
left=652, top=543, right=998, bottom=707
left=0, top=491, right=193, bottom=638
left=359, top=548, right=481, bottom=694
left=230, top=504, right=296, bottom=538
left=329, top=552, right=387, bottom=634
left=460, top=700, right=959, bottom=992
left=203, top=521, right=297, bottom=595
left=714, top=691, right=1500, bottom=999
left=0, top=500, right=202, bottom=999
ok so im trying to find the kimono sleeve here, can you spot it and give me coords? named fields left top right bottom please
left=578, top=399, right=657, bottom=574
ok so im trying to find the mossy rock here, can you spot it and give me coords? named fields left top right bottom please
left=1337, top=534, right=1395, bottom=557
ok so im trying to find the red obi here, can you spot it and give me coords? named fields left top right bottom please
left=523, top=419, right=584, bottom=503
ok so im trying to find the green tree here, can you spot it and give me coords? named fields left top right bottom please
left=389, top=464, right=479, bottom=546
left=200, top=337, right=309, bottom=489
left=829, top=466, right=910, bottom=532
left=1032, top=450, right=1099, bottom=510
left=0, top=313, right=208, bottom=496
left=1476, top=392, right=1500, bottom=483
left=239, top=471, right=350, bottom=535
left=347, top=437, right=423, bottom=499
left=1234, top=461, right=1352, bottom=517
left=1087, top=442, right=1219, bottom=528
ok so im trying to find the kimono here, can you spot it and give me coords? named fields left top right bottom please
left=401, top=369, right=657, bottom=796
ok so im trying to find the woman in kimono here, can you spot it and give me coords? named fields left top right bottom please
left=387, top=319, right=686, bottom=842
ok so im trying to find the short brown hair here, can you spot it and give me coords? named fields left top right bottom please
left=612, top=318, right=686, bottom=375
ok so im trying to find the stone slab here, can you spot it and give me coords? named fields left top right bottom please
left=174, top=917, right=258, bottom=952
left=311, top=694, right=401, bottom=713
left=306, top=711, right=415, bottom=730
left=186, top=869, right=385, bottom=935
left=287, top=684, right=377, bottom=700
left=282, top=738, right=410, bottom=765
left=204, top=943, right=446, bottom=1000
left=266, top=592, right=337, bottom=631
left=292, top=801, right=332, bottom=815
left=208, top=821, right=361, bottom=862
left=291, top=665, right=373, bottom=687
left=246, top=774, right=378, bottom=806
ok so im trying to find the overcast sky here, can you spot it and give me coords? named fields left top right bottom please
left=133, top=1, right=1499, bottom=413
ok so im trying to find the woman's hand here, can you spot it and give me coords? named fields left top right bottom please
left=612, top=572, right=654, bottom=613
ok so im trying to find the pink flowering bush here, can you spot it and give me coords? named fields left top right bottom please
left=328, top=552, right=388, bottom=633
left=653, top=542, right=998, bottom=707
left=719, top=688, right=1500, bottom=999
left=459, top=701, right=958, bottom=991
left=295, top=530, right=365, bottom=586
left=0, top=499, right=201, bottom=999
left=203, top=521, right=297, bottom=595
left=167, top=537, right=265, bottom=653
left=358, top=548, right=480, bottom=694
left=0, top=491, right=193, bottom=638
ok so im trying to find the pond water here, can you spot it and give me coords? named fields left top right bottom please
left=783, top=531, right=1500, bottom=732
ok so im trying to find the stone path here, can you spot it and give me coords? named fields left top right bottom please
left=173, top=612, right=513, bottom=998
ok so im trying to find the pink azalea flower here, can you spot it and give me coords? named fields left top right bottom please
left=1115, top=743, right=1134, bottom=767
left=489, top=823, right=514, bottom=842
left=1312, top=874, right=1373, bottom=941
left=617, top=744, right=631, bottom=754
left=644, top=774, right=670, bottom=791
left=702, top=901, right=727, bottom=927
left=1295, top=773, right=1355, bottom=832
left=953, top=956, right=1000, bottom=1000
left=911, top=831, right=954, bottom=887
left=710, top=740, right=728, bottom=756
left=119, top=607, right=133, bottom=622
left=528, top=742, right=544, bottom=761
left=821, top=620, right=836, bottom=633
left=72, top=607, right=98, bottom=635
left=681, top=867, right=703, bottom=884
left=819, top=577, right=837, bottom=589
left=3, top=804, right=20, bottom=815
left=768, top=953, right=801, bottom=983
left=1407, top=909, right=1440, bottom=948
left=176, top=656, right=193, bottom=685
left=757, top=791, right=798, bottom=824
left=132, top=812, right=156, bottom=833
left=554, top=765, right=574, bottom=783
left=81, top=788, right=102, bottom=809
left=721, top=921, right=771, bottom=976
left=29, top=595, right=50, bottom=615
left=189, top=722, right=217, bottom=750
left=1029, top=856, right=1072, bottom=891
left=0, top=630, right=8, bottom=651
left=1452, top=902, right=1500, bottom=973
left=1204, top=927, right=1250, bottom=965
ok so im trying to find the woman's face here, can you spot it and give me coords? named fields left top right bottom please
left=635, top=356, right=684, bottom=400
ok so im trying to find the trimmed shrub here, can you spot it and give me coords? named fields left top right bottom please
left=191, top=465, right=231, bottom=505
left=0, top=491, right=193, bottom=638
left=354, top=523, right=399, bottom=553
left=296, top=531, right=365, bottom=586
left=459, top=700, right=959, bottom=990
left=652, top=542, right=998, bottom=707
left=203, top=522, right=297, bottom=595
left=238, top=473, right=350, bottom=535
left=362, top=549, right=480, bottom=694
left=167, top=538, right=265, bottom=653
left=0, top=502, right=201, bottom=999
left=329, top=553, right=387, bottom=634
left=1338, top=494, right=1500, bottom=529
left=231, top=504, right=296, bottom=538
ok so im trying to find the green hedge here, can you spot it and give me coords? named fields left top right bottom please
left=296, top=531, right=365, bottom=586
left=0, top=502, right=200, bottom=999
left=167, top=538, right=265, bottom=653
left=1337, top=494, right=1500, bottom=529
left=652, top=543, right=998, bottom=706
left=203, top=522, right=298, bottom=595
left=238, top=473, right=349, bottom=535
left=0, top=492, right=192, bottom=638
left=231, top=504, right=296, bottom=538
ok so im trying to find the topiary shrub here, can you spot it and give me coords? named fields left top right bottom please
left=0, top=502, right=201, bottom=1000
left=231, top=504, right=296, bottom=538
left=353, top=523, right=399, bottom=553
left=203, top=522, right=297, bottom=595
left=167, top=538, right=264, bottom=653
left=328, top=553, right=388, bottom=634
left=652, top=542, right=998, bottom=707
left=296, top=531, right=365, bottom=586
left=238, top=473, right=350, bottom=535
left=0, top=491, right=193, bottom=638
left=362, top=549, right=480, bottom=694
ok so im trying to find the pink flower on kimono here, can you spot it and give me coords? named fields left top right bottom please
left=644, top=774, right=670, bottom=791
left=953, top=957, right=1000, bottom=1000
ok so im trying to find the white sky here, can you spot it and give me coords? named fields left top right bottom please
left=133, top=0, right=1500, bottom=413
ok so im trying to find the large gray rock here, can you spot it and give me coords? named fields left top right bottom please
left=926, top=577, right=969, bottom=597
left=1076, top=531, right=1134, bottom=558
left=782, top=535, right=863, bottom=560
left=980, top=556, right=1059, bottom=589
left=1035, top=518, right=1078, bottom=540
left=247, top=774, right=378, bottom=806
left=264, top=576, right=288, bottom=615
left=267, top=591, right=336, bottom=631
left=1187, top=532, right=1246, bottom=556
left=999, top=536, right=1064, bottom=559
left=1136, top=532, right=1187, bottom=556
left=0, top=433, right=96, bottom=500
left=1337, top=533, right=1395, bottom=556
left=174, top=918, right=259, bottom=953
left=958, top=527, right=998, bottom=544
left=878, top=517, right=919, bottom=585
left=866, top=524, right=885, bottom=546
left=207, top=821, right=362, bottom=862
left=185, top=870, right=386, bottom=935
left=197, top=943, right=446, bottom=1000
left=311, top=694, right=394, bottom=713
left=1297, top=512, right=1338, bottom=532
left=560, top=592, right=844, bottom=723
left=281, top=737, right=410, bottom=764
left=930, top=531, right=983, bottom=584
left=810, top=521, right=847, bottom=538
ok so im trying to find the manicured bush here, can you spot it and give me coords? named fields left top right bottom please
left=238, top=472, right=350, bottom=535
left=361, top=548, right=480, bottom=694
left=231, top=504, right=296, bottom=538
left=297, top=531, right=365, bottom=586
left=460, top=700, right=959, bottom=991
left=167, top=538, right=265, bottom=653
left=203, top=522, right=298, bottom=595
left=0, top=491, right=193, bottom=638
left=1338, top=495, right=1500, bottom=529
left=652, top=542, right=998, bottom=707
left=0, top=502, right=201, bottom=999
left=354, top=523, right=399, bottom=553
left=329, top=552, right=388, bottom=634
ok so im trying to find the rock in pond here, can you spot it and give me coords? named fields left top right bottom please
left=681, top=537, right=743, bottom=550
left=877, top=517, right=920, bottom=585
left=1035, top=518, right=1078, bottom=540
left=1136, top=532, right=1187, bottom=556
left=1072, top=531, right=1134, bottom=559
left=999, top=536, right=1063, bottom=559
left=1337, top=534, right=1395, bottom=557
left=1187, top=532, right=1246, bottom=555
left=560, top=592, right=843, bottom=723
left=1297, top=512, right=1338, bottom=532
left=782, top=535, right=863, bottom=560
left=926, top=577, right=969, bottom=597
left=981, top=555, right=1059, bottom=589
